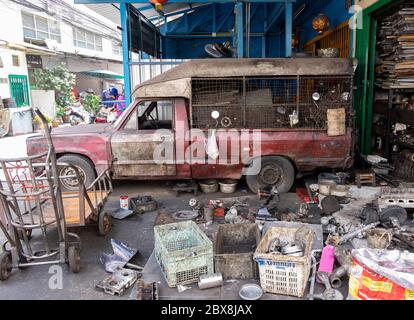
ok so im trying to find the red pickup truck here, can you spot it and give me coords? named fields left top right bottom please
left=27, top=58, right=355, bottom=193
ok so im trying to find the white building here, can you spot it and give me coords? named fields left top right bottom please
left=0, top=0, right=124, bottom=106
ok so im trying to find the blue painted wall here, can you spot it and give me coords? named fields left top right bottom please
left=159, top=0, right=351, bottom=59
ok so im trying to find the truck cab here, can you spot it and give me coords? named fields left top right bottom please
left=27, top=58, right=355, bottom=193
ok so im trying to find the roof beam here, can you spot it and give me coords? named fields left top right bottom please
left=76, top=0, right=295, bottom=4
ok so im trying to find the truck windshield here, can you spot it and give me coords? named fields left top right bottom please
left=112, top=102, right=134, bottom=128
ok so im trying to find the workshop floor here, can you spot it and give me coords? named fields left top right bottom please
left=0, top=180, right=343, bottom=300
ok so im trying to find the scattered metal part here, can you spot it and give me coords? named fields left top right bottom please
left=239, top=284, right=263, bottom=301
left=220, top=116, right=232, bottom=128
left=329, top=246, right=352, bottom=289
left=129, top=196, right=158, bottom=214
left=177, top=284, right=192, bottom=293
left=337, top=222, right=380, bottom=245
left=172, top=210, right=200, bottom=221
left=135, top=280, right=158, bottom=300
left=96, top=268, right=138, bottom=296
left=308, top=250, right=321, bottom=301
left=379, top=206, right=408, bottom=228
left=281, top=244, right=304, bottom=257
left=110, top=208, right=134, bottom=220
left=308, top=272, right=344, bottom=300
left=173, top=181, right=198, bottom=197
left=189, top=198, right=202, bottom=211
left=321, top=196, right=341, bottom=215
left=377, top=188, right=414, bottom=210
left=198, top=273, right=223, bottom=290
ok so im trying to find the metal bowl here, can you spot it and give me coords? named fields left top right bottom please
left=199, top=180, right=219, bottom=194
left=219, top=179, right=238, bottom=194
left=239, top=284, right=263, bottom=301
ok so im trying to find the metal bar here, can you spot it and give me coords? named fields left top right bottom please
left=76, top=0, right=296, bottom=3
left=285, top=2, right=292, bottom=57
left=235, top=2, right=244, bottom=58
left=265, top=3, right=284, bottom=33
left=121, top=2, right=132, bottom=106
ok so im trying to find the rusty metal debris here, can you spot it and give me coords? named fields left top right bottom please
left=96, top=268, right=139, bottom=296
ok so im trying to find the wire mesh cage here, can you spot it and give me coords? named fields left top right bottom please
left=191, top=76, right=353, bottom=130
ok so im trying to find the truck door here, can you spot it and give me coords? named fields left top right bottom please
left=111, top=100, right=176, bottom=178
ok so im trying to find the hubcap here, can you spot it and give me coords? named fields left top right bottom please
left=59, top=166, right=85, bottom=189
left=260, top=164, right=282, bottom=185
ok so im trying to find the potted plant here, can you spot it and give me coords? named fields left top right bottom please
left=56, top=105, right=69, bottom=123
left=82, top=93, right=101, bottom=123
left=33, top=115, right=53, bottom=131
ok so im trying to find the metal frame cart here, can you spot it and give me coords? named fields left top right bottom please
left=0, top=109, right=87, bottom=280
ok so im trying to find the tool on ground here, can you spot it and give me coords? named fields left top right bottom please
left=96, top=267, right=138, bottom=296
left=308, top=271, right=344, bottom=300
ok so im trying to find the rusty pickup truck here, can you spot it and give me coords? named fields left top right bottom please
left=27, top=58, right=355, bottom=193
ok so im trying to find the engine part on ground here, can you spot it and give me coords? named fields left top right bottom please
left=96, top=268, right=138, bottom=296
left=310, top=271, right=344, bottom=300
left=379, top=206, right=408, bottom=228
left=297, top=203, right=309, bottom=217
left=330, top=185, right=350, bottom=198
left=319, top=181, right=337, bottom=196
left=377, top=188, right=414, bottom=210
left=321, top=196, right=342, bottom=215
left=135, top=280, right=158, bottom=300
left=337, top=222, right=381, bottom=245
left=110, top=208, right=134, bottom=220
left=367, top=228, right=393, bottom=249
left=203, top=206, right=214, bottom=223
left=129, top=196, right=158, bottom=214
left=198, top=273, right=223, bottom=290
left=239, top=284, right=263, bottom=301
left=189, top=198, right=202, bottom=211
left=308, top=250, right=321, bottom=301
left=173, top=181, right=199, bottom=197
left=360, top=204, right=379, bottom=225
left=172, top=210, right=200, bottom=221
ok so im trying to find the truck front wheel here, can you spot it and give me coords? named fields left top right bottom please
left=245, top=156, right=295, bottom=194
left=58, top=155, right=96, bottom=192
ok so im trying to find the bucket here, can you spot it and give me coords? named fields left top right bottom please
left=199, top=180, right=219, bottom=194
left=219, top=179, right=238, bottom=194
left=367, top=229, right=392, bottom=249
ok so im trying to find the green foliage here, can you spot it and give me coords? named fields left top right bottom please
left=33, top=64, right=75, bottom=93
left=83, top=94, right=101, bottom=115
left=56, top=105, right=66, bottom=117
left=34, top=64, right=76, bottom=113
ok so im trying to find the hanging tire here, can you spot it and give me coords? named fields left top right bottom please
left=245, top=156, right=295, bottom=194
left=98, top=211, right=111, bottom=236
left=0, top=251, right=12, bottom=281
left=58, top=155, right=96, bottom=192
left=68, top=246, right=81, bottom=274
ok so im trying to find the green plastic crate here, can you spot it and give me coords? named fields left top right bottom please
left=154, top=221, right=213, bottom=287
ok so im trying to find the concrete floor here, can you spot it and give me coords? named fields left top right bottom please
left=0, top=179, right=337, bottom=300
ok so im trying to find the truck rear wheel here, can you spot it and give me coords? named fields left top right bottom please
left=246, top=156, right=295, bottom=194
left=58, top=155, right=96, bottom=192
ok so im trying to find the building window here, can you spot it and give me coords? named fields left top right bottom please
left=12, top=55, right=20, bottom=67
left=73, top=27, right=103, bottom=52
left=22, top=12, right=61, bottom=43
left=112, top=41, right=122, bottom=55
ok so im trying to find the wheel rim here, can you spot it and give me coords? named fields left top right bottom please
left=59, top=166, right=86, bottom=190
left=102, top=214, right=110, bottom=234
left=259, top=163, right=283, bottom=186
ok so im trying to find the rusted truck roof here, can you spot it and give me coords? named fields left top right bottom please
left=132, top=58, right=354, bottom=99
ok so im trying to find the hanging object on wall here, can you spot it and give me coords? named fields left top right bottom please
left=312, top=13, right=330, bottom=34
left=292, top=34, right=299, bottom=49
left=150, top=0, right=168, bottom=12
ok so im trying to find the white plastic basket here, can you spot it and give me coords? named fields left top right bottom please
left=254, top=226, right=314, bottom=298
left=154, top=221, right=214, bottom=287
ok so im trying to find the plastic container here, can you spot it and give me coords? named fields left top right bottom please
left=214, top=224, right=261, bottom=280
left=154, top=221, right=214, bottom=287
left=254, top=226, right=314, bottom=298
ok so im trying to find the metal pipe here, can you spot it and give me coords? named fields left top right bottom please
left=338, top=222, right=380, bottom=244
left=198, top=273, right=223, bottom=290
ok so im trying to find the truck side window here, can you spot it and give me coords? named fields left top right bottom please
left=139, top=100, right=173, bottom=130
left=123, top=109, right=138, bottom=130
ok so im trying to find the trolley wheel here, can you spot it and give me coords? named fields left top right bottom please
left=68, top=246, right=81, bottom=274
left=18, top=229, right=32, bottom=239
left=0, top=251, right=12, bottom=281
left=98, top=211, right=111, bottom=236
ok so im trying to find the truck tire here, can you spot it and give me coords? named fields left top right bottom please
left=58, top=155, right=96, bottom=192
left=245, top=156, right=295, bottom=194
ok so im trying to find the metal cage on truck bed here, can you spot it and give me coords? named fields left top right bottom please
left=191, top=75, right=353, bottom=130
left=133, top=58, right=355, bottom=130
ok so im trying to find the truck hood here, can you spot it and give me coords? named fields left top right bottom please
left=50, top=123, right=112, bottom=136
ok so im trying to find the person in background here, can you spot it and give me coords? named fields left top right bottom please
left=101, top=86, right=118, bottom=108
left=115, top=91, right=126, bottom=117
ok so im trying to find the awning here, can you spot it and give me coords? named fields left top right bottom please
left=79, top=70, right=124, bottom=80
